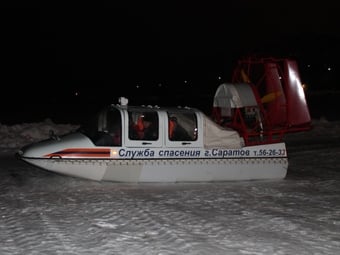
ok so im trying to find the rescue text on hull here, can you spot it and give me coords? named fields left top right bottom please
left=17, top=97, right=288, bottom=182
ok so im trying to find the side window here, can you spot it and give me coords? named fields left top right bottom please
left=167, top=112, right=197, bottom=141
left=128, top=111, right=159, bottom=141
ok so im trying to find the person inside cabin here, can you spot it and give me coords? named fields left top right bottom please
left=128, top=111, right=158, bottom=140
left=110, top=124, right=122, bottom=146
left=93, top=124, right=121, bottom=147
left=140, top=113, right=158, bottom=140
left=168, top=116, right=192, bottom=141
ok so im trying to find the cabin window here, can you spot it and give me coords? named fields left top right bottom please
left=128, top=110, right=159, bottom=141
left=167, top=112, right=197, bottom=141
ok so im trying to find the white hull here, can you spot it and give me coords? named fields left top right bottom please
left=18, top=103, right=289, bottom=182
left=23, top=157, right=288, bottom=182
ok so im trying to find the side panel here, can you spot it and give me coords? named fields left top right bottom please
left=102, top=158, right=288, bottom=182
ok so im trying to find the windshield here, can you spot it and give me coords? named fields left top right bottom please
left=78, top=106, right=122, bottom=146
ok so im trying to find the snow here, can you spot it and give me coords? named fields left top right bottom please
left=1, top=118, right=340, bottom=254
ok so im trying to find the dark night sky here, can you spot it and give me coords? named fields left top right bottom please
left=2, top=3, right=339, bottom=123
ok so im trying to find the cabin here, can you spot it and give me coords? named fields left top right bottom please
left=78, top=99, right=243, bottom=151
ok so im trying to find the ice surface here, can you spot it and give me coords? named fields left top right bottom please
left=0, top=119, right=339, bottom=254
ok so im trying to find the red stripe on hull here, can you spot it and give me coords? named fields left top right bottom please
left=44, top=148, right=111, bottom=158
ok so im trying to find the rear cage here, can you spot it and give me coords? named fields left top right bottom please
left=212, top=56, right=311, bottom=146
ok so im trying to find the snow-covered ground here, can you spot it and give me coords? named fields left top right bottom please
left=0, top=118, right=339, bottom=254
